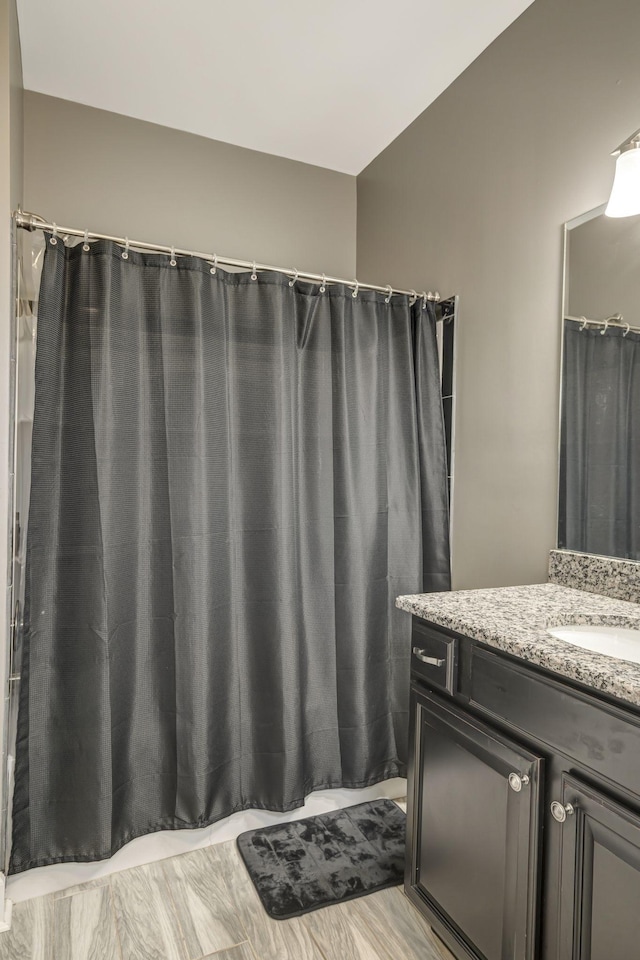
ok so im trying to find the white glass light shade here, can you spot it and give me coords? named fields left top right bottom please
left=605, top=146, right=640, bottom=218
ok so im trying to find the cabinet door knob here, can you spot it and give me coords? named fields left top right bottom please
left=412, top=646, right=445, bottom=667
left=508, top=772, right=530, bottom=792
left=550, top=800, right=575, bottom=823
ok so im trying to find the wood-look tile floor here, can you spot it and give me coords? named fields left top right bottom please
left=0, top=840, right=455, bottom=960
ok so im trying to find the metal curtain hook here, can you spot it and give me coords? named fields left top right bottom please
left=385, top=285, right=393, bottom=304
left=579, top=316, right=588, bottom=331
left=624, top=322, right=631, bottom=337
left=169, top=246, right=177, bottom=266
left=50, top=223, right=58, bottom=245
left=210, top=254, right=218, bottom=275
left=601, top=316, right=612, bottom=335
left=289, top=268, right=299, bottom=288
left=421, top=291, right=428, bottom=310
left=251, top=261, right=258, bottom=281
left=122, top=237, right=129, bottom=260
left=320, top=274, right=326, bottom=293
left=351, top=279, right=359, bottom=299
left=83, top=229, right=90, bottom=252
left=409, top=289, right=418, bottom=305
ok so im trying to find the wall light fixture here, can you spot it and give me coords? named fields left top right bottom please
left=605, top=128, right=640, bottom=218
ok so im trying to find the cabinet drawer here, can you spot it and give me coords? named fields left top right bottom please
left=469, top=646, right=640, bottom=801
left=411, top=619, right=457, bottom=695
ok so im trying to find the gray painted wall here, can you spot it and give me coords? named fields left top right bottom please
left=357, top=0, right=640, bottom=590
left=8, top=0, right=21, bottom=212
left=23, top=93, right=357, bottom=278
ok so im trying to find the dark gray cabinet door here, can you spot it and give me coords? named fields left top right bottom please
left=406, top=687, right=543, bottom=960
left=556, top=774, right=640, bottom=960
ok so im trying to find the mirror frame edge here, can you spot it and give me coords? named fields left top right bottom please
left=556, top=202, right=607, bottom=554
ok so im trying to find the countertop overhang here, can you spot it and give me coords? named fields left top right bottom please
left=397, top=583, right=640, bottom=708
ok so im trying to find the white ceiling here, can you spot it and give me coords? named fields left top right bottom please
left=17, top=0, right=534, bottom=175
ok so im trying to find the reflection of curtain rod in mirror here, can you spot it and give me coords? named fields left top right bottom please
left=605, top=128, right=640, bottom=218
left=565, top=314, right=640, bottom=336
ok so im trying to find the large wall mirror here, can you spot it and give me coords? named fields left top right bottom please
left=559, top=205, right=640, bottom=560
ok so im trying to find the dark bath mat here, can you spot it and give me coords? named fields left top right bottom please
left=236, top=798, right=406, bottom=920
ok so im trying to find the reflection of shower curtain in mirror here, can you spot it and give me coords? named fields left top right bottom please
left=559, top=321, right=640, bottom=560
left=11, top=236, right=451, bottom=873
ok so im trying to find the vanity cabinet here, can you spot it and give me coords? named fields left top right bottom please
left=555, top=775, right=640, bottom=960
left=406, top=617, right=640, bottom=960
left=407, top=688, right=542, bottom=960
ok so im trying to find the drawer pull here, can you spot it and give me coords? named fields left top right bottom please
left=508, top=772, right=530, bottom=792
left=412, top=646, right=446, bottom=667
left=550, top=800, right=575, bottom=823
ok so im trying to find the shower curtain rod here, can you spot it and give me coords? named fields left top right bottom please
left=565, top=314, right=640, bottom=336
left=14, top=210, right=444, bottom=303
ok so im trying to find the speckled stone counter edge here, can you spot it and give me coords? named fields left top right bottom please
left=396, top=583, right=640, bottom=708
left=549, top=550, right=640, bottom=604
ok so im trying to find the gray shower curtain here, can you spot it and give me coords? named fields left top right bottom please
left=559, top=320, right=640, bottom=560
left=11, top=238, right=450, bottom=873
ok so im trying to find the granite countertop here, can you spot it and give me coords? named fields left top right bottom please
left=396, top=583, right=640, bottom=708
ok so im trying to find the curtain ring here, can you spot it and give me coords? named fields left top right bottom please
left=209, top=254, right=218, bottom=275
left=409, top=289, right=418, bottom=305
left=624, top=322, right=631, bottom=337
left=601, top=316, right=612, bottom=335
left=122, top=237, right=129, bottom=260
left=351, top=279, right=359, bottom=299
left=169, top=246, right=177, bottom=266
left=320, top=274, right=326, bottom=294
left=82, top=229, right=90, bottom=252
left=579, top=316, right=588, bottom=331
left=421, top=291, right=428, bottom=310
left=384, top=285, right=393, bottom=304
left=50, top=223, right=58, bottom=245
left=251, top=261, right=258, bottom=281
left=288, top=268, right=299, bottom=288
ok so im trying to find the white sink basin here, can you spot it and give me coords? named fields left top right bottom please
left=547, top=624, right=640, bottom=664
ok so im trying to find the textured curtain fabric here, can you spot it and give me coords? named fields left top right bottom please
left=559, top=320, right=640, bottom=559
left=11, top=238, right=450, bottom=873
